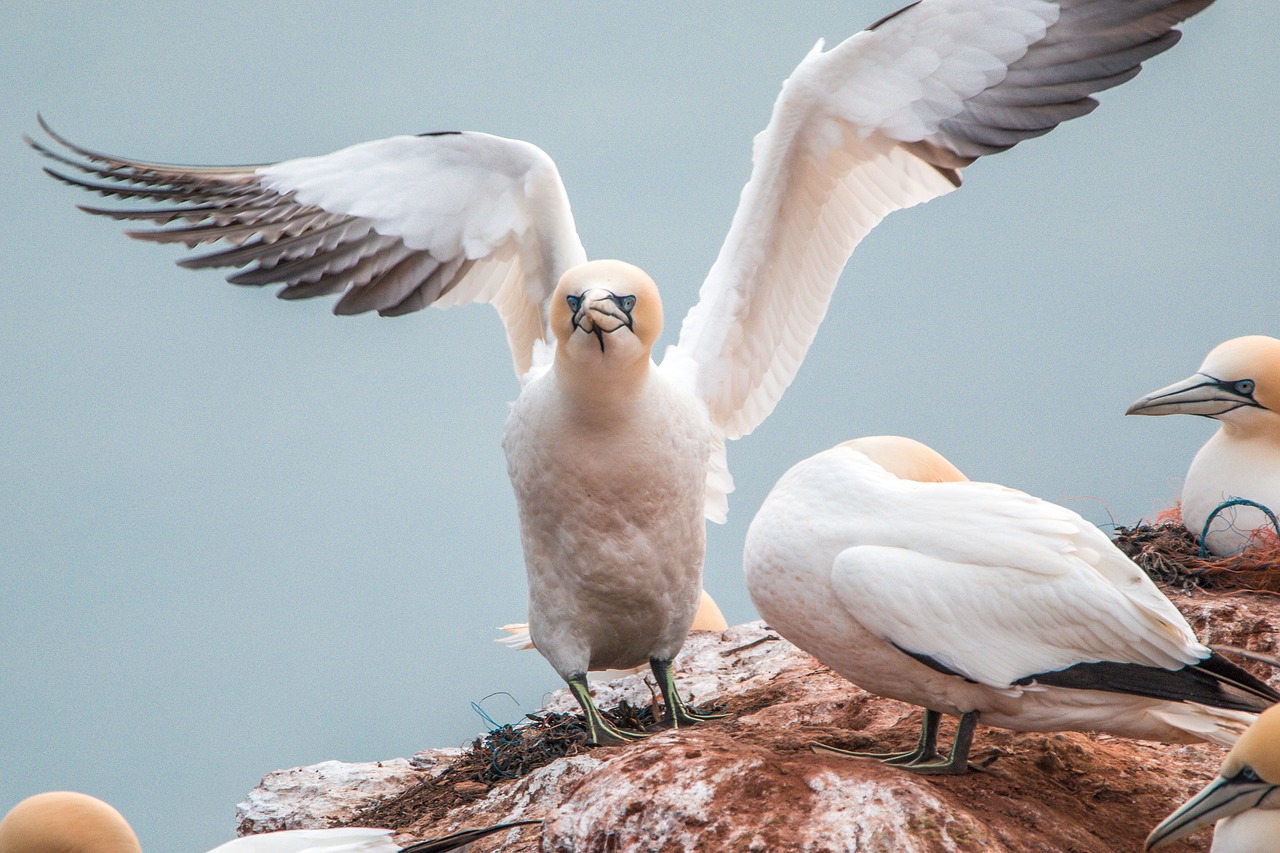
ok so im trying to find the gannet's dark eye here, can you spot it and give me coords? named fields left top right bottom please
left=619, top=295, right=636, bottom=313
left=1234, top=379, right=1256, bottom=396
left=565, top=294, right=582, bottom=313
left=1235, top=765, right=1262, bottom=783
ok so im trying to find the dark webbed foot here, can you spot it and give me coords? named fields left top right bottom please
left=567, top=674, right=650, bottom=745
left=649, top=658, right=729, bottom=728
left=810, top=709, right=978, bottom=776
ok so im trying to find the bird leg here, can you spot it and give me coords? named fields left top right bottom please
left=810, top=710, right=979, bottom=776
left=649, top=657, right=728, bottom=728
left=566, top=674, right=649, bottom=746
left=810, top=708, right=942, bottom=764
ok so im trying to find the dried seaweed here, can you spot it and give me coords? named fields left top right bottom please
left=339, top=699, right=664, bottom=831
left=1113, top=512, right=1280, bottom=594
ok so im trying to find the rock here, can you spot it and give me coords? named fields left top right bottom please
left=235, top=592, right=1280, bottom=852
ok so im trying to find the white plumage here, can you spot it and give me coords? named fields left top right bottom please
left=32, top=0, right=1218, bottom=742
left=1128, top=335, right=1280, bottom=557
left=745, top=436, right=1279, bottom=773
left=1147, top=704, right=1280, bottom=851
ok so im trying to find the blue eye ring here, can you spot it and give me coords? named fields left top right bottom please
left=619, top=295, right=636, bottom=313
left=566, top=294, right=582, bottom=312
left=1235, top=379, right=1256, bottom=396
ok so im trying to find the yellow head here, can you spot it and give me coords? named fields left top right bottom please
left=838, top=435, right=969, bottom=483
left=1128, top=336, right=1280, bottom=434
left=0, top=792, right=141, bottom=853
left=550, top=260, right=662, bottom=368
left=1221, top=701, right=1280, bottom=786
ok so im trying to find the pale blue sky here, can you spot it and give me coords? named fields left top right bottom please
left=2, top=3, right=1276, bottom=850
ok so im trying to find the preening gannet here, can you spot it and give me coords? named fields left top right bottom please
left=744, top=437, right=1280, bottom=774
left=1146, top=703, right=1280, bottom=851
left=0, top=790, right=537, bottom=853
left=32, top=0, right=1218, bottom=744
left=1128, top=336, right=1280, bottom=557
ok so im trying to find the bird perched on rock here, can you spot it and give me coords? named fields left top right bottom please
left=1128, top=336, right=1280, bottom=557
left=1147, top=703, right=1280, bottom=851
left=744, top=436, right=1280, bottom=774
left=32, top=0, right=1219, bottom=744
left=0, top=790, right=537, bottom=853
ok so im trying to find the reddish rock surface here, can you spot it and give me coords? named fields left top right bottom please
left=238, top=590, right=1280, bottom=852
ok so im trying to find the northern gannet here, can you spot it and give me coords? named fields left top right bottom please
left=1146, top=703, right=1280, bottom=851
left=1128, top=336, right=1280, bottom=557
left=744, top=436, right=1280, bottom=774
left=31, top=0, right=1218, bottom=744
left=0, top=790, right=536, bottom=853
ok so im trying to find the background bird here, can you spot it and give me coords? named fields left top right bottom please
left=1128, top=335, right=1280, bottom=557
left=0, top=790, right=537, bottom=853
left=1146, top=703, right=1280, bottom=851
left=744, top=436, right=1279, bottom=774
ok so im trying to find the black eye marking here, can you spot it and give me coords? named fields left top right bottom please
left=619, top=295, right=636, bottom=313
left=1234, top=379, right=1256, bottom=396
left=566, top=294, right=582, bottom=313
left=1235, top=765, right=1262, bottom=783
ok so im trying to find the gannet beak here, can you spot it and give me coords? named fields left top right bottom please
left=1126, top=373, right=1262, bottom=418
left=568, top=289, right=636, bottom=350
left=1144, top=772, right=1278, bottom=850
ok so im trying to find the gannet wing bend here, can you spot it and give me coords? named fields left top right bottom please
left=744, top=437, right=1280, bottom=774
left=1146, top=703, right=1280, bottom=851
left=0, top=791, right=538, bottom=853
left=33, top=0, right=1218, bottom=745
left=1128, top=336, right=1280, bottom=557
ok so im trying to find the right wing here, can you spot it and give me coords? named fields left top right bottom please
left=30, top=118, right=587, bottom=380
left=672, top=0, right=1215, bottom=441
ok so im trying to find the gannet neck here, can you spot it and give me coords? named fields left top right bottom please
left=0, top=792, right=141, bottom=853
left=837, top=435, right=969, bottom=483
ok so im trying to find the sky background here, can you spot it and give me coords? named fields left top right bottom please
left=2, top=2, right=1276, bottom=850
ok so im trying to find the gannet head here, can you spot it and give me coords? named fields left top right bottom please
left=837, top=435, right=969, bottom=483
left=1127, top=336, right=1280, bottom=435
left=0, top=791, right=141, bottom=853
left=551, top=260, right=662, bottom=365
left=1145, top=703, right=1280, bottom=849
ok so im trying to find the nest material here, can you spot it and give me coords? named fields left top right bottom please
left=340, top=699, right=665, bottom=831
left=1114, top=506, right=1280, bottom=593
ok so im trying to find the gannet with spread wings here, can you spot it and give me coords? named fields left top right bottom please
left=32, top=0, right=1217, bottom=744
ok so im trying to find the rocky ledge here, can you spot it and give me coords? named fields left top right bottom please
left=236, top=590, right=1280, bottom=852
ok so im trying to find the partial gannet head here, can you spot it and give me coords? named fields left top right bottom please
left=551, top=260, right=662, bottom=366
left=1127, top=336, right=1280, bottom=434
left=838, top=435, right=969, bottom=483
left=0, top=791, right=141, bottom=853
left=1145, top=703, right=1280, bottom=849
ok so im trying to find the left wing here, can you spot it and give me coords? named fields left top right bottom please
left=671, top=0, right=1215, bottom=440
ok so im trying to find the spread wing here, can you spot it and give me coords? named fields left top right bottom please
left=830, top=479, right=1206, bottom=688
left=672, top=0, right=1214, bottom=440
left=30, top=118, right=587, bottom=379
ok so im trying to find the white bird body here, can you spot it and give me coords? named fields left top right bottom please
left=1129, top=336, right=1280, bottom=556
left=1147, top=703, right=1280, bottom=851
left=745, top=438, right=1276, bottom=749
left=505, top=346, right=715, bottom=675
left=33, top=0, right=1222, bottom=741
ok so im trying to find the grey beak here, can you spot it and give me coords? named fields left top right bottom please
left=1145, top=773, right=1277, bottom=850
left=1126, top=373, right=1258, bottom=418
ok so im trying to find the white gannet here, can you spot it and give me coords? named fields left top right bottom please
left=1147, top=703, right=1280, bottom=851
left=744, top=436, right=1280, bottom=774
left=1127, top=336, right=1280, bottom=557
left=31, top=0, right=1218, bottom=744
left=0, top=790, right=537, bottom=853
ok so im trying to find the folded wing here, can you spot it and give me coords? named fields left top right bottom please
left=30, top=118, right=586, bottom=379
